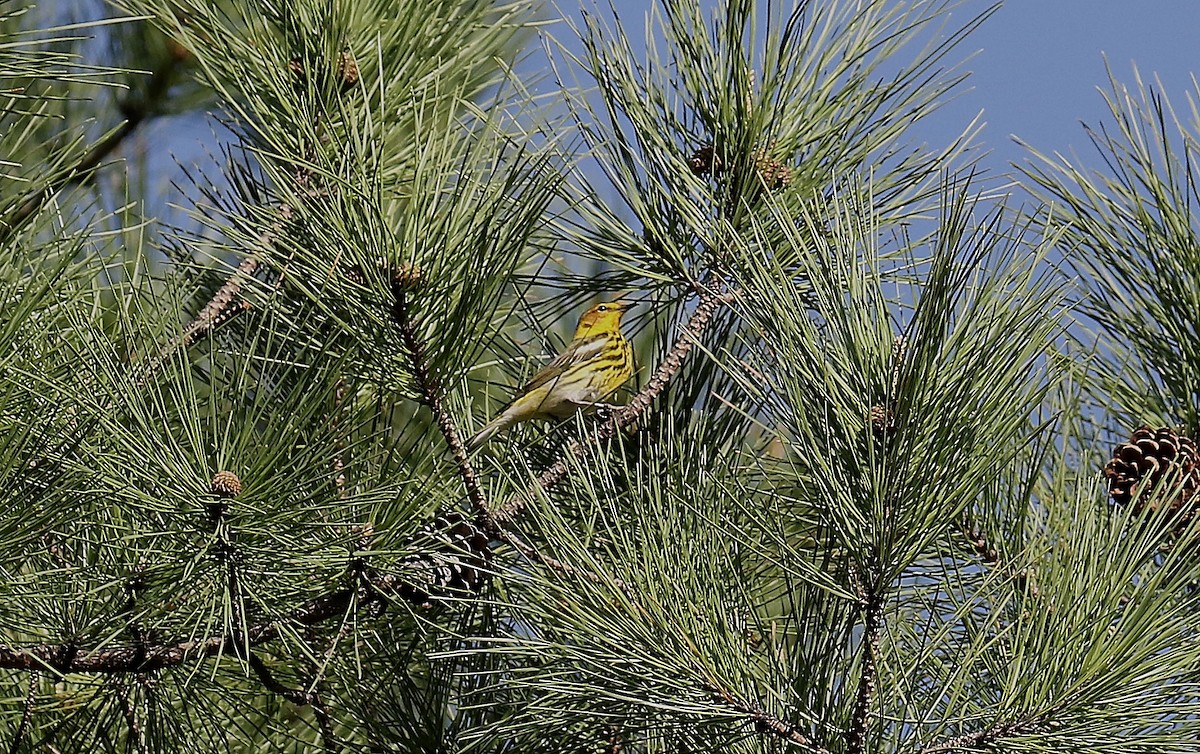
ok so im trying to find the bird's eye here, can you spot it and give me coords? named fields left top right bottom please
left=597, top=305, right=608, bottom=312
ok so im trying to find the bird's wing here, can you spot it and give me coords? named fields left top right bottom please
left=518, top=334, right=607, bottom=394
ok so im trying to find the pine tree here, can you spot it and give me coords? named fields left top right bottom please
left=2, top=1, right=1199, bottom=752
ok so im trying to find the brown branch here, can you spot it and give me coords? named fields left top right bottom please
left=8, top=670, right=37, bottom=754
left=248, top=652, right=308, bottom=705
left=246, top=646, right=340, bottom=752
left=391, top=288, right=488, bottom=516
left=704, top=679, right=833, bottom=754
left=248, top=637, right=342, bottom=752
left=114, top=678, right=149, bottom=754
left=136, top=257, right=261, bottom=382
left=312, top=692, right=338, bottom=754
left=489, top=289, right=734, bottom=526
left=137, top=179, right=325, bottom=384
left=247, top=652, right=339, bottom=751
left=918, top=719, right=1054, bottom=754
left=845, top=593, right=883, bottom=754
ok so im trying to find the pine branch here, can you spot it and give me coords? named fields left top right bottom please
left=304, top=629, right=342, bottom=754
left=704, top=678, right=833, bottom=754
left=845, top=592, right=883, bottom=754
left=137, top=167, right=326, bottom=383
left=313, top=693, right=338, bottom=754
left=114, top=678, right=149, bottom=754
left=332, top=378, right=350, bottom=501
left=489, top=288, right=735, bottom=526
left=136, top=254, right=261, bottom=381
left=0, top=56, right=180, bottom=244
left=498, top=528, right=633, bottom=595
left=957, top=516, right=1036, bottom=596
left=918, top=719, right=1057, bottom=753
left=391, top=285, right=488, bottom=516
left=248, top=652, right=307, bottom=704
left=247, top=649, right=340, bottom=751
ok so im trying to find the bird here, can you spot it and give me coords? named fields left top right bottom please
left=467, top=301, right=634, bottom=450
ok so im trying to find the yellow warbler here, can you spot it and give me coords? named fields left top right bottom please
left=467, top=301, right=634, bottom=450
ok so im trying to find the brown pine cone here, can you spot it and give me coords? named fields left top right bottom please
left=1103, top=426, right=1200, bottom=514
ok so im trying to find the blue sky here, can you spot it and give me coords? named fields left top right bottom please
left=142, top=1, right=1200, bottom=229
left=548, top=0, right=1200, bottom=186
left=927, top=0, right=1200, bottom=172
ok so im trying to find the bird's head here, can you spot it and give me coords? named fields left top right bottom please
left=573, top=300, right=632, bottom=339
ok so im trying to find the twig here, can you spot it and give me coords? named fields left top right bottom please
left=8, top=670, right=38, bottom=754
left=958, top=518, right=1000, bottom=564
left=304, top=622, right=348, bottom=754
left=137, top=182, right=322, bottom=383
left=136, top=257, right=261, bottom=381
left=390, top=287, right=488, bottom=516
left=247, top=652, right=307, bottom=705
left=845, top=593, right=883, bottom=754
left=957, top=517, right=1036, bottom=596
left=332, top=378, right=349, bottom=501
left=704, top=679, right=833, bottom=754
left=312, top=692, right=338, bottom=754
left=114, top=677, right=149, bottom=754
left=248, top=651, right=340, bottom=752
left=918, top=719, right=1054, bottom=754
left=490, top=289, right=734, bottom=526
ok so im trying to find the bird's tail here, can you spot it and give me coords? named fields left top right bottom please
left=466, top=412, right=512, bottom=452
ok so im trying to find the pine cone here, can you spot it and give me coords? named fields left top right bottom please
left=337, top=49, right=359, bottom=89
left=870, top=404, right=894, bottom=437
left=1103, top=426, right=1200, bottom=514
left=288, top=57, right=306, bottom=86
left=210, top=470, right=242, bottom=499
left=753, top=150, right=792, bottom=189
left=688, top=143, right=723, bottom=177
left=397, top=511, right=491, bottom=607
left=391, top=263, right=424, bottom=294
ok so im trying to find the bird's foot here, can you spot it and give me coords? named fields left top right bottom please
left=588, top=403, right=626, bottom=436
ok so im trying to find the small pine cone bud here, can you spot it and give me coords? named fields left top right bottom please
left=337, top=49, right=359, bottom=89
left=1103, top=426, right=1200, bottom=514
left=391, top=263, right=424, bottom=294
left=210, top=470, right=242, bottom=499
left=343, top=264, right=367, bottom=287
left=870, top=405, right=894, bottom=436
left=355, top=522, right=374, bottom=552
left=753, top=150, right=792, bottom=189
left=689, top=143, right=722, bottom=177
left=288, top=57, right=306, bottom=84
